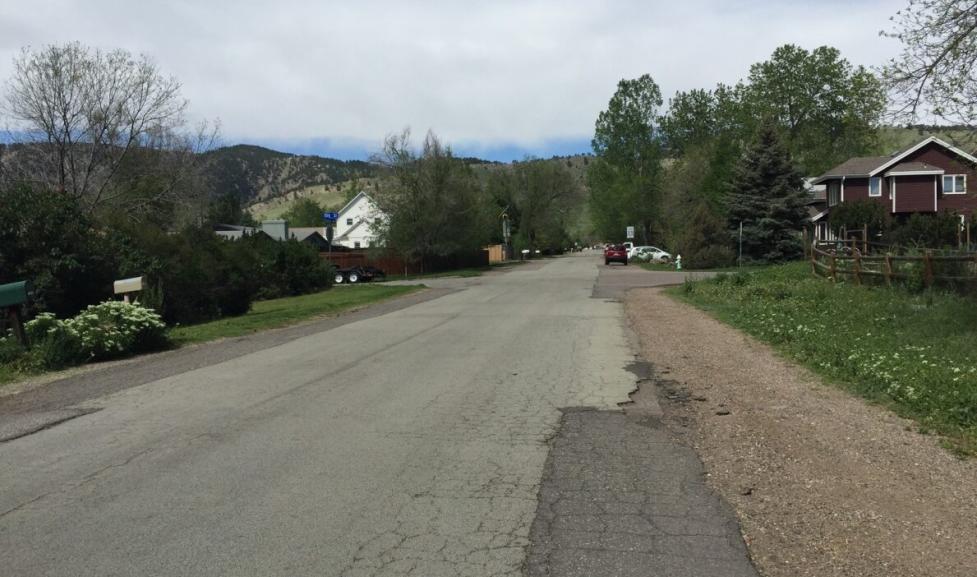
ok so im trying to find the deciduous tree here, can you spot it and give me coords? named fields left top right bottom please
left=882, top=0, right=977, bottom=144
left=2, top=42, right=215, bottom=219
left=372, top=130, right=492, bottom=268
left=589, top=74, right=664, bottom=242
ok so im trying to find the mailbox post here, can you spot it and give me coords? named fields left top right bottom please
left=113, top=276, right=145, bottom=303
left=0, top=281, right=31, bottom=346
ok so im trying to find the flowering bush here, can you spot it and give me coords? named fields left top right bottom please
left=67, top=301, right=168, bottom=360
left=22, top=301, right=168, bottom=368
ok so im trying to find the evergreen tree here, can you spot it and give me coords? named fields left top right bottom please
left=726, top=123, right=808, bottom=262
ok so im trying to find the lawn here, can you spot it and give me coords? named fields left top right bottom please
left=169, top=284, right=423, bottom=346
left=377, top=267, right=487, bottom=281
left=671, top=262, right=977, bottom=455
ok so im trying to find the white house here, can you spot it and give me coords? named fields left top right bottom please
left=333, top=191, right=383, bottom=249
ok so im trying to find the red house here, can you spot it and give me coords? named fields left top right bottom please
left=810, top=136, right=977, bottom=240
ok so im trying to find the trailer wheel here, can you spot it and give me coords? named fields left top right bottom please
left=334, top=272, right=345, bottom=284
left=348, top=272, right=359, bottom=283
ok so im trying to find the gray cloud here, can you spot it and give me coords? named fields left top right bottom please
left=0, top=0, right=903, bottom=153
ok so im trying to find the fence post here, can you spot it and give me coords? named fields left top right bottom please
left=884, top=254, right=893, bottom=287
left=830, top=253, right=837, bottom=282
left=853, top=252, right=861, bottom=285
left=924, top=251, right=934, bottom=288
left=863, top=224, right=869, bottom=254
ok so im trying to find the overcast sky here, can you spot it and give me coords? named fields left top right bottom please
left=0, top=0, right=905, bottom=161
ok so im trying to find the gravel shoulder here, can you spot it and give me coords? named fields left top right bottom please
left=626, top=287, right=977, bottom=577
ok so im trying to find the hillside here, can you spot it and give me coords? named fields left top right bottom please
left=241, top=151, right=592, bottom=222
left=878, top=126, right=976, bottom=155
left=202, top=144, right=381, bottom=207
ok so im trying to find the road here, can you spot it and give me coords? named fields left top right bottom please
left=0, top=255, right=755, bottom=576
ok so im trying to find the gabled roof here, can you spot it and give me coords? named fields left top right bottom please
left=812, top=136, right=977, bottom=184
left=811, top=156, right=890, bottom=183
left=337, top=191, right=375, bottom=217
left=869, top=136, right=977, bottom=176
left=289, top=227, right=325, bottom=241
left=883, top=161, right=944, bottom=176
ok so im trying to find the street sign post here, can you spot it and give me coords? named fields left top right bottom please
left=626, top=226, right=635, bottom=240
left=323, top=212, right=338, bottom=253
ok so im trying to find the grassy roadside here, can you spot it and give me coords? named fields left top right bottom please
left=169, top=284, right=423, bottom=345
left=0, top=284, right=424, bottom=386
left=669, top=262, right=977, bottom=455
left=378, top=267, right=486, bottom=281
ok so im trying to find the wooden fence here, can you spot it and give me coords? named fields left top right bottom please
left=810, top=240, right=977, bottom=288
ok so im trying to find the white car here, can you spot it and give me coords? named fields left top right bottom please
left=630, top=246, right=671, bottom=263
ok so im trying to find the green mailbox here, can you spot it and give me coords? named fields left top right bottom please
left=0, top=281, right=31, bottom=309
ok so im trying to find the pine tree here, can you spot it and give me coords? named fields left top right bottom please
left=726, top=123, right=808, bottom=262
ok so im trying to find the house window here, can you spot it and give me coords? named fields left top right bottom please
left=869, top=177, right=881, bottom=197
left=354, top=241, right=361, bottom=249
left=944, top=174, right=967, bottom=194
left=828, top=182, right=840, bottom=206
left=346, top=217, right=354, bottom=225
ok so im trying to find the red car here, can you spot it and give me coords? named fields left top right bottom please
left=604, top=244, right=628, bottom=266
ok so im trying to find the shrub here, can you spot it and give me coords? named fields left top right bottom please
left=0, top=331, right=26, bottom=365
left=68, top=301, right=168, bottom=360
left=23, top=312, right=85, bottom=369
left=829, top=199, right=891, bottom=237
left=0, top=184, right=116, bottom=318
left=887, top=212, right=961, bottom=249
left=687, top=244, right=736, bottom=269
left=23, top=302, right=167, bottom=367
left=244, top=236, right=332, bottom=299
left=108, top=224, right=261, bottom=325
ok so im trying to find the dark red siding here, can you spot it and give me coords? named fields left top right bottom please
left=842, top=177, right=889, bottom=209
left=898, top=142, right=977, bottom=216
left=894, top=175, right=937, bottom=213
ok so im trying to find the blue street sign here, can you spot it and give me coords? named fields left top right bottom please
left=323, top=211, right=339, bottom=221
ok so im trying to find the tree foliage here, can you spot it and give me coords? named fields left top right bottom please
left=1, top=42, right=215, bottom=221
left=281, top=197, right=326, bottom=227
left=726, top=123, right=809, bottom=263
left=661, top=45, right=885, bottom=176
left=372, top=130, right=493, bottom=266
left=487, top=159, right=582, bottom=252
left=828, top=199, right=892, bottom=237
left=743, top=45, right=885, bottom=173
left=589, top=74, right=664, bottom=242
left=882, top=0, right=977, bottom=141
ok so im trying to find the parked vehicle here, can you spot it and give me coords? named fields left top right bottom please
left=334, top=265, right=386, bottom=284
left=604, top=244, right=628, bottom=266
left=630, top=246, right=672, bottom=263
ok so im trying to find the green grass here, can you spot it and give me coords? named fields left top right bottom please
left=169, top=284, right=423, bottom=346
left=377, top=267, right=487, bottom=281
left=0, top=363, right=19, bottom=386
left=671, top=262, right=977, bottom=455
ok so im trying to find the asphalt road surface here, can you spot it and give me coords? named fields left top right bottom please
left=0, top=254, right=755, bottom=576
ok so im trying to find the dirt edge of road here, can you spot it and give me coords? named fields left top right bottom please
left=625, top=287, right=977, bottom=577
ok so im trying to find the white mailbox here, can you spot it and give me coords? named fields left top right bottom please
left=113, top=276, right=145, bottom=302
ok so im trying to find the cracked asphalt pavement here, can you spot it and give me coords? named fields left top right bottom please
left=0, top=254, right=754, bottom=576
